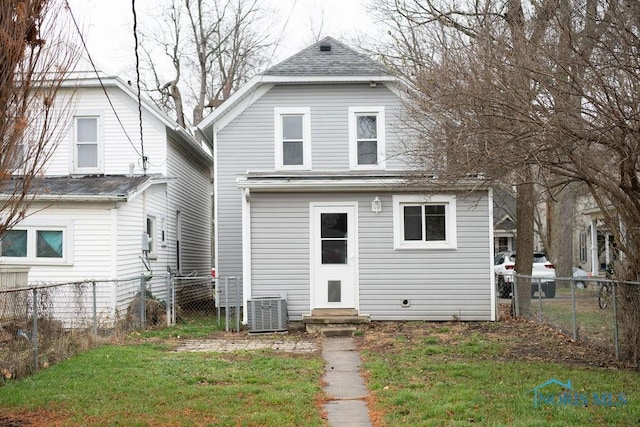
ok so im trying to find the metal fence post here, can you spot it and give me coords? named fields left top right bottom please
left=537, top=279, right=543, bottom=323
left=224, top=276, right=229, bottom=332
left=570, top=280, right=577, bottom=341
left=139, top=274, right=146, bottom=329
left=92, top=281, right=97, bottom=337
left=236, top=276, right=241, bottom=333
left=32, top=288, right=38, bottom=371
left=612, top=282, right=619, bottom=360
left=165, top=272, right=171, bottom=327
left=513, top=274, right=519, bottom=317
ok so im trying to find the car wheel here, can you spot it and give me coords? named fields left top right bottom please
left=497, top=276, right=510, bottom=298
left=544, top=283, right=556, bottom=298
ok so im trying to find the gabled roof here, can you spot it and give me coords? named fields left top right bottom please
left=60, top=72, right=212, bottom=159
left=493, top=185, right=517, bottom=227
left=197, top=36, right=396, bottom=140
left=264, top=36, right=388, bottom=77
left=0, top=175, right=156, bottom=202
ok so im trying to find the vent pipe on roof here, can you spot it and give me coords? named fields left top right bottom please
left=320, top=42, right=331, bottom=52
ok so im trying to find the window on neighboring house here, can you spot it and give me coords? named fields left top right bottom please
left=498, top=237, right=509, bottom=253
left=74, top=116, right=102, bottom=173
left=393, top=195, right=457, bottom=249
left=579, top=232, right=588, bottom=263
left=274, top=107, right=311, bottom=170
left=349, top=107, right=385, bottom=169
left=1, top=225, right=71, bottom=264
left=146, top=216, right=156, bottom=257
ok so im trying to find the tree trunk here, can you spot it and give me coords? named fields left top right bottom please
left=514, top=167, right=535, bottom=316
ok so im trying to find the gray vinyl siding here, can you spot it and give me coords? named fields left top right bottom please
left=249, top=191, right=492, bottom=321
left=216, top=83, right=409, bottom=276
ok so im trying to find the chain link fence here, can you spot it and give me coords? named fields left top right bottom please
left=0, top=273, right=222, bottom=381
left=509, top=273, right=637, bottom=360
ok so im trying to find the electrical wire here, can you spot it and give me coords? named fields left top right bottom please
left=131, top=0, right=147, bottom=175
left=64, top=0, right=144, bottom=160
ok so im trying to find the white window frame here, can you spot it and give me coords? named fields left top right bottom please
left=274, top=107, right=311, bottom=170
left=348, top=106, right=385, bottom=170
left=0, top=222, right=74, bottom=265
left=72, top=113, right=103, bottom=174
left=146, top=215, right=157, bottom=259
left=393, top=195, right=457, bottom=250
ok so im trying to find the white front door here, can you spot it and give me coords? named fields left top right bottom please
left=311, top=203, right=358, bottom=309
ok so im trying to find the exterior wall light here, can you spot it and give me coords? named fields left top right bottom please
left=371, top=196, right=382, bottom=213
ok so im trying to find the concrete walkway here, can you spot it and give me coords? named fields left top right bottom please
left=322, top=337, right=373, bottom=427
left=175, top=336, right=373, bottom=426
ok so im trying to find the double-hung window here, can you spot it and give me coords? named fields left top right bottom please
left=274, top=107, right=311, bottom=170
left=74, top=115, right=102, bottom=174
left=0, top=224, right=72, bottom=264
left=393, top=195, right=457, bottom=249
left=349, top=106, right=385, bottom=169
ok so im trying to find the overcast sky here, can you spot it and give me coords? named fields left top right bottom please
left=65, top=0, right=379, bottom=76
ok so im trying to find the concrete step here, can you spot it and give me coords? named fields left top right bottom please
left=320, top=326, right=357, bottom=337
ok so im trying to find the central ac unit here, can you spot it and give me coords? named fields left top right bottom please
left=247, top=297, right=288, bottom=332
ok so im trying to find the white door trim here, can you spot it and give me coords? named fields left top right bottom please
left=309, top=201, right=359, bottom=311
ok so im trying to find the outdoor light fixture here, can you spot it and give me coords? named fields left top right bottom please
left=371, top=196, right=382, bottom=213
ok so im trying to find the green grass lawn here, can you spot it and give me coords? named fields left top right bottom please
left=1, top=316, right=638, bottom=426
left=0, top=343, right=325, bottom=426
left=359, top=323, right=639, bottom=426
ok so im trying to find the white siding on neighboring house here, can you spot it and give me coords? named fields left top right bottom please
left=167, top=137, right=212, bottom=276
left=44, top=87, right=168, bottom=177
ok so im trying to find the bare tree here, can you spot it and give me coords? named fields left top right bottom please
left=376, top=0, right=640, bottom=363
left=0, top=0, right=78, bottom=238
left=142, top=0, right=273, bottom=127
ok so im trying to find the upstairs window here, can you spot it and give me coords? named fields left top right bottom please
left=74, top=115, right=102, bottom=173
left=349, top=107, right=385, bottom=169
left=274, top=107, right=311, bottom=170
left=393, top=195, right=457, bottom=249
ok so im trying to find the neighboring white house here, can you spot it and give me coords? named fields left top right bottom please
left=0, top=73, right=212, bottom=320
left=198, top=37, right=496, bottom=324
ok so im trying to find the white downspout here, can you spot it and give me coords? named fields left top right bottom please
left=241, top=188, right=251, bottom=324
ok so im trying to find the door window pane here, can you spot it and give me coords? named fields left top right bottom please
left=322, top=240, right=347, bottom=264
left=321, top=213, right=347, bottom=238
left=328, top=280, right=341, bottom=302
left=1, top=230, right=27, bottom=257
left=36, top=230, right=63, bottom=258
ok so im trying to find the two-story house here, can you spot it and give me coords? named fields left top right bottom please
left=0, top=73, right=212, bottom=321
left=198, top=37, right=495, bottom=325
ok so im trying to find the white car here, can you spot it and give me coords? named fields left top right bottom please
left=494, top=252, right=556, bottom=298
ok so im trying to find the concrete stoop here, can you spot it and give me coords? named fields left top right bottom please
left=303, top=309, right=370, bottom=335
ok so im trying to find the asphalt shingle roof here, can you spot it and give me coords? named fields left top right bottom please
left=0, top=175, right=152, bottom=199
left=264, top=36, right=388, bottom=77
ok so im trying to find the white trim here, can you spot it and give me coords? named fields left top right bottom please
left=348, top=106, right=386, bottom=170
left=213, top=129, right=219, bottom=279
left=392, top=194, right=457, bottom=250
left=0, top=221, right=74, bottom=265
left=488, top=187, right=496, bottom=321
left=241, top=188, right=252, bottom=324
left=215, top=84, right=273, bottom=132
left=110, top=208, right=117, bottom=278
left=274, top=107, right=312, bottom=170
left=197, top=75, right=397, bottom=132
left=309, top=201, right=359, bottom=312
